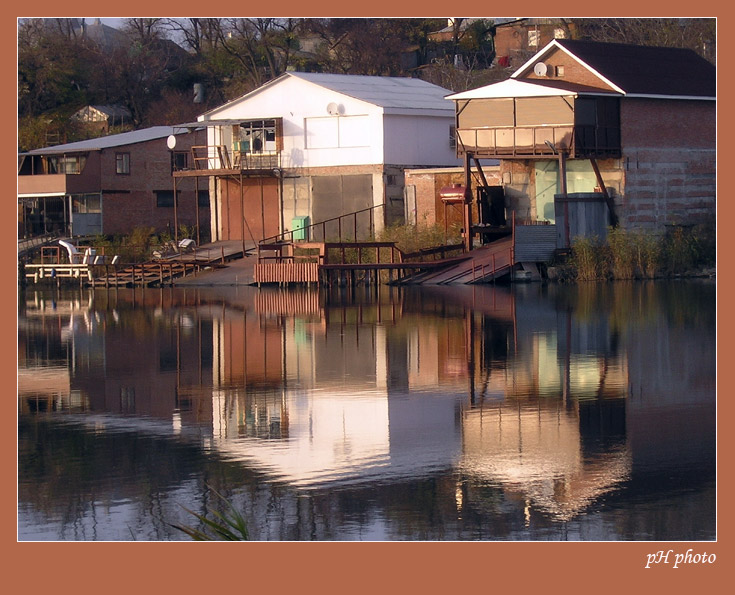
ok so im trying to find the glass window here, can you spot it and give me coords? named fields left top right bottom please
left=197, top=190, right=209, bottom=207
left=116, top=153, right=130, bottom=174
left=71, top=194, right=102, bottom=214
left=156, top=190, right=176, bottom=207
left=48, top=155, right=86, bottom=174
left=172, top=152, right=188, bottom=171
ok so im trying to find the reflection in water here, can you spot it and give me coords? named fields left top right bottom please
left=18, top=281, right=716, bottom=541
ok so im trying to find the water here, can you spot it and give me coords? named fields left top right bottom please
left=17, top=280, right=716, bottom=541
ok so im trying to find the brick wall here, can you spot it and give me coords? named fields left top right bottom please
left=522, top=46, right=617, bottom=91
left=619, top=99, right=716, bottom=229
left=101, top=130, right=210, bottom=237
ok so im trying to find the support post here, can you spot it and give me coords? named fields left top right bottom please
left=463, top=152, right=473, bottom=252
left=590, top=157, right=618, bottom=227
left=559, top=150, right=570, bottom=248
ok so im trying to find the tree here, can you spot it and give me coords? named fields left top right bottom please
left=573, top=18, right=716, bottom=63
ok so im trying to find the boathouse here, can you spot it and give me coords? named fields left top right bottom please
left=171, top=72, right=460, bottom=249
left=447, top=39, right=716, bottom=248
left=18, top=126, right=208, bottom=240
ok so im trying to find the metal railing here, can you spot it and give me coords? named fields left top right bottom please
left=260, top=203, right=386, bottom=246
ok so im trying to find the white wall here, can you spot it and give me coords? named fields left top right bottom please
left=383, top=114, right=461, bottom=167
left=204, top=76, right=385, bottom=168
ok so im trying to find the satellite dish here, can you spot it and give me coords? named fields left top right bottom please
left=327, top=102, right=343, bottom=116
left=533, top=62, right=548, bottom=76
left=166, top=135, right=177, bottom=150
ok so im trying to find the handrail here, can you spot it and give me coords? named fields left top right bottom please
left=260, top=203, right=386, bottom=246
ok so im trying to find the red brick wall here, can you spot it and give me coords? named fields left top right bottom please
left=100, top=129, right=210, bottom=237
left=521, top=46, right=617, bottom=91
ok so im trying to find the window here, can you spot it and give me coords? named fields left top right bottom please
left=71, top=194, right=102, bottom=214
left=528, top=29, right=539, bottom=47
left=450, top=125, right=457, bottom=149
left=155, top=190, right=177, bottom=207
left=48, top=155, right=86, bottom=174
left=555, top=65, right=565, bottom=77
left=197, top=190, right=209, bottom=207
left=116, top=153, right=130, bottom=174
left=172, top=152, right=188, bottom=171
left=237, top=119, right=280, bottom=153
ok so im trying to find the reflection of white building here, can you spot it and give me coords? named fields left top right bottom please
left=208, top=310, right=465, bottom=488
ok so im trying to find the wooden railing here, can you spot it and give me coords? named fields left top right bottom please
left=187, top=145, right=280, bottom=172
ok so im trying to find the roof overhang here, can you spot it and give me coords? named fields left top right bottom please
left=175, top=120, right=248, bottom=129
left=446, top=78, right=618, bottom=101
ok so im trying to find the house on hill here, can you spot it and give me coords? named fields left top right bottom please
left=172, top=71, right=460, bottom=246
left=447, top=38, right=716, bottom=246
left=71, top=105, right=134, bottom=133
left=18, top=126, right=208, bottom=239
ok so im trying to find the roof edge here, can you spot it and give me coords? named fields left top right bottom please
left=511, top=39, right=627, bottom=95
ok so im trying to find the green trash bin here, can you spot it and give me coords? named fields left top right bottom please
left=291, top=216, right=310, bottom=241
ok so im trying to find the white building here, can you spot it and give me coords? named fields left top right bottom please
left=176, top=72, right=460, bottom=244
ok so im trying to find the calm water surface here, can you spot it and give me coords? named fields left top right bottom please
left=18, top=281, right=716, bottom=541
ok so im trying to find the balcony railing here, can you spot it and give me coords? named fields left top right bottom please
left=457, top=125, right=621, bottom=159
left=187, top=145, right=281, bottom=172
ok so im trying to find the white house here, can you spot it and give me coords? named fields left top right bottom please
left=176, top=72, right=460, bottom=244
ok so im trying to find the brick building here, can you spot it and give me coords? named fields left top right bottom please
left=447, top=38, right=716, bottom=240
left=18, top=126, right=208, bottom=240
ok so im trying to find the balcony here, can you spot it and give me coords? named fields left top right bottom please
left=457, top=124, right=621, bottom=159
left=175, top=145, right=281, bottom=178
left=455, top=95, right=621, bottom=160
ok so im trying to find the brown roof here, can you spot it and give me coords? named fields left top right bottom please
left=554, top=39, right=716, bottom=98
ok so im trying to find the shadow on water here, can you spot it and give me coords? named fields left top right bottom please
left=18, top=279, right=716, bottom=541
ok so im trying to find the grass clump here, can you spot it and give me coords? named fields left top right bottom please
left=568, top=219, right=715, bottom=281
left=171, top=487, right=249, bottom=541
left=570, top=235, right=610, bottom=281
left=378, top=222, right=459, bottom=254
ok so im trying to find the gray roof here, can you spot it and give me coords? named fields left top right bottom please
left=22, top=126, right=189, bottom=156
left=286, top=72, right=455, bottom=112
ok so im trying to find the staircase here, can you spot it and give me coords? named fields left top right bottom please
left=400, top=237, right=514, bottom=285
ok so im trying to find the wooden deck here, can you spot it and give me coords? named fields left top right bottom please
left=252, top=238, right=511, bottom=287
left=23, top=241, right=247, bottom=288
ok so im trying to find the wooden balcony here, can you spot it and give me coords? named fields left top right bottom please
left=174, top=145, right=281, bottom=178
left=457, top=125, right=620, bottom=160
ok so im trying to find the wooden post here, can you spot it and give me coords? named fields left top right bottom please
left=464, top=152, right=473, bottom=252
left=173, top=176, right=179, bottom=244
left=559, top=150, right=570, bottom=248
left=590, top=157, right=618, bottom=227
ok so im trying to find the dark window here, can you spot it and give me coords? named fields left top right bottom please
left=116, top=153, right=130, bottom=174
left=156, top=190, right=177, bottom=207
left=197, top=190, right=209, bottom=207
left=172, top=152, right=188, bottom=171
